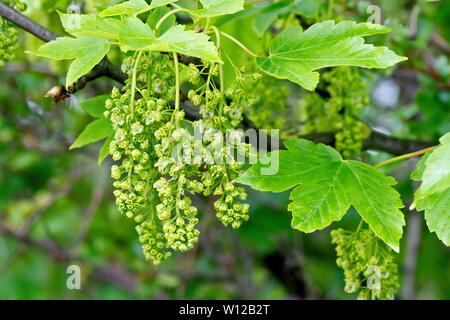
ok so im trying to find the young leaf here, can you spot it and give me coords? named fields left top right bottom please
left=58, top=12, right=122, bottom=40
left=253, top=0, right=318, bottom=36
left=147, top=6, right=177, bottom=35
left=99, top=0, right=148, bottom=17
left=236, top=139, right=405, bottom=252
left=412, top=132, right=450, bottom=246
left=152, top=25, right=221, bottom=62
left=78, top=95, right=113, bottom=165
left=194, top=0, right=244, bottom=17
left=31, top=36, right=110, bottom=87
left=416, top=133, right=450, bottom=198
left=291, top=0, right=318, bottom=18
left=410, top=152, right=430, bottom=181
left=98, top=135, right=114, bottom=166
left=118, top=17, right=157, bottom=51
left=58, top=12, right=96, bottom=34
left=148, top=0, right=178, bottom=9
left=119, top=19, right=220, bottom=62
left=70, top=118, right=113, bottom=150
left=255, top=21, right=407, bottom=91
left=74, top=17, right=124, bottom=40
left=81, top=95, right=109, bottom=118
left=99, top=0, right=177, bottom=17
left=417, top=190, right=449, bottom=246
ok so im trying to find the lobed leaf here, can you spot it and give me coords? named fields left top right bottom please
left=99, top=135, right=114, bottom=166
left=69, top=118, right=113, bottom=150
left=119, top=18, right=220, bottom=62
left=99, top=0, right=177, bottom=17
left=59, top=12, right=96, bottom=34
left=74, top=17, right=124, bottom=40
left=256, top=20, right=407, bottom=91
left=253, top=0, right=318, bottom=36
left=81, top=95, right=109, bottom=118
left=30, top=36, right=110, bottom=87
left=194, top=0, right=244, bottom=17
left=118, top=17, right=157, bottom=51
left=416, top=133, right=450, bottom=198
left=147, top=6, right=177, bottom=35
left=236, top=139, right=405, bottom=251
left=413, top=132, right=450, bottom=246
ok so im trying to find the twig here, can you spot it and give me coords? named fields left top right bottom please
left=220, top=31, right=258, bottom=57
left=0, top=2, right=57, bottom=42
left=375, top=146, right=436, bottom=169
left=71, top=169, right=108, bottom=255
left=176, top=197, right=214, bottom=298
left=0, top=223, right=139, bottom=293
left=0, top=2, right=437, bottom=156
left=430, top=33, right=450, bottom=55
left=226, top=229, right=255, bottom=299
left=0, top=2, right=126, bottom=92
left=0, top=224, right=75, bottom=261
left=90, top=265, right=138, bottom=293
left=407, top=5, right=420, bottom=39
left=19, top=166, right=91, bottom=235
left=402, top=208, right=422, bottom=300
left=363, top=131, right=436, bottom=156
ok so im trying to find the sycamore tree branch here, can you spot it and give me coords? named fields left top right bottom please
left=0, top=2, right=126, bottom=90
left=0, top=2, right=57, bottom=41
left=0, top=224, right=139, bottom=292
left=0, top=2, right=436, bottom=155
left=0, top=224, right=75, bottom=261
left=291, top=131, right=435, bottom=155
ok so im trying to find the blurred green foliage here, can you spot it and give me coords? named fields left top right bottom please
left=0, top=0, right=449, bottom=300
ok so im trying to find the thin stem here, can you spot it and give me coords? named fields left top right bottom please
left=155, top=8, right=192, bottom=34
left=190, top=17, right=203, bottom=30
left=375, top=146, right=436, bottom=169
left=130, top=51, right=143, bottom=114
left=171, top=3, right=182, bottom=9
left=327, top=0, right=334, bottom=19
left=172, top=52, right=180, bottom=126
left=211, top=27, right=224, bottom=92
left=220, top=31, right=258, bottom=57
left=210, top=26, right=225, bottom=128
left=173, top=53, right=180, bottom=111
left=355, top=219, right=364, bottom=233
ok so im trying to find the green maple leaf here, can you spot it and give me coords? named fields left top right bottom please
left=236, top=139, right=405, bottom=252
left=256, top=20, right=407, bottom=91
left=80, top=95, right=109, bottom=118
left=99, top=0, right=177, bottom=17
left=415, top=133, right=450, bottom=198
left=71, top=17, right=124, bottom=40
left=58, top=12, right=123, bottom=40
left=58, top=11, right=95, bottom=34
left=147, top=6, right=177, bottom=35
left=118, top=18, right=221, bottom=62
left=150, top=25, right=221, bottom=62
left=253, top=0, right=318, bottom=36
left=73, top=95, right=114, bottom=166
left=99, top=135, right=114, bottom=166
left=412, top=132, right=450, bottom=246
left=69, top=118, right=113, bottom=150
left=117, top=16, right=157, bottom=51
left=194, top=0, right=244, bottom=17
left=30, top=36, right=110, bottom=87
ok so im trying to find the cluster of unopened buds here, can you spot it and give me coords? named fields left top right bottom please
left=0, top=0, right=26, bottom=66
left=104, top=53, right=254, bottom=265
